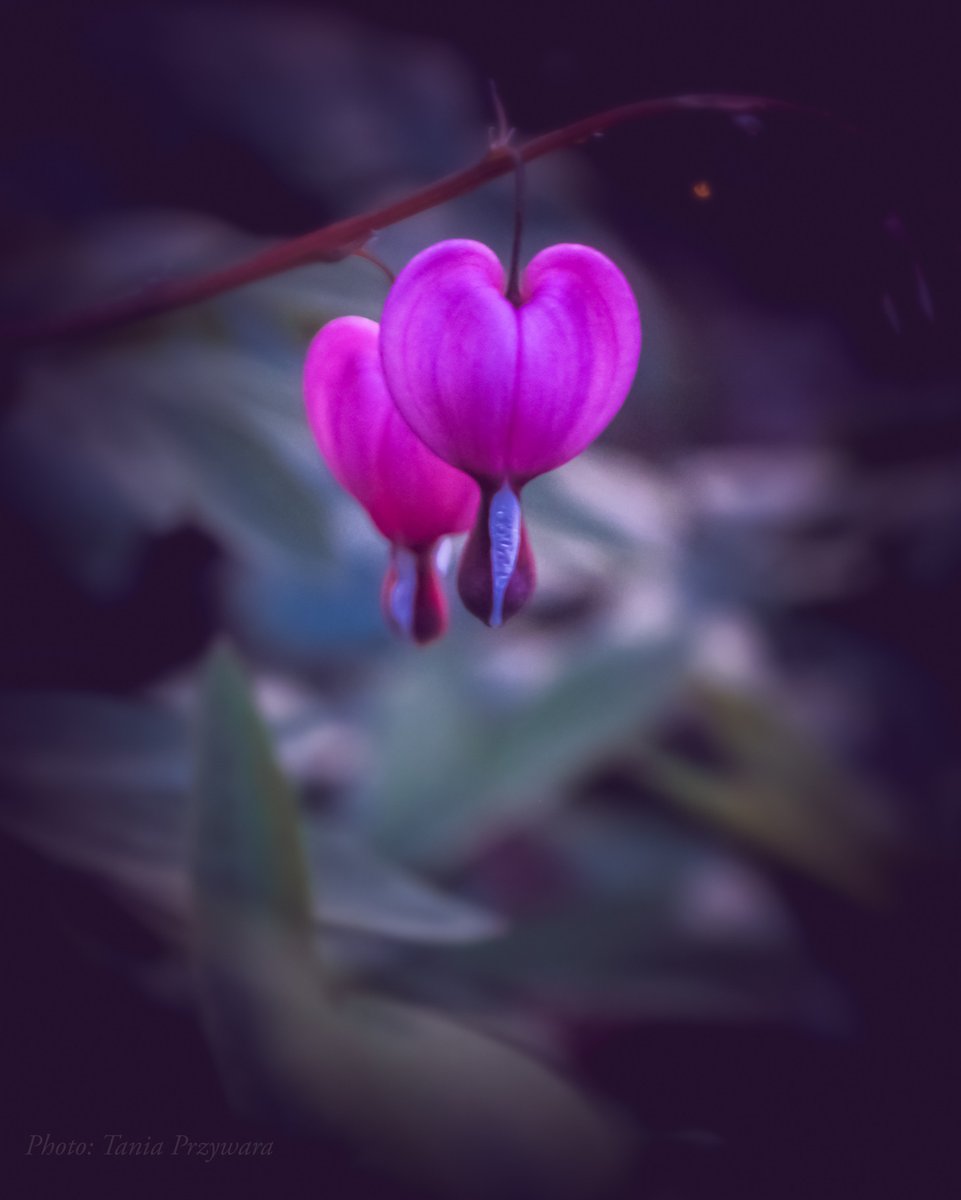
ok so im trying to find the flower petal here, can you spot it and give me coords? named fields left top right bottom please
left=381, top=545, right=449, bottom=644
left=457, top=483, right=536, bottom=628
left=511, top=244, right=641, bottom=480
left=379, top=240, right=518, bottom=482
left=304, top=316, right=478, bottom=548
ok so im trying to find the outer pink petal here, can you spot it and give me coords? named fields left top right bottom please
left=380, top=241, right=640, bottom=486
left=511, top=244, right=641, bottom=479
left=379, top=240, right=518, bottom=481
left=303, top=316, right=478, bottom=548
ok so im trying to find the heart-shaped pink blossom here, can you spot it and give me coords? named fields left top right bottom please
left=379, top=239, right=641, bottom=485
left=304, top=315, right=479, bottom=642
left=378, top=240, right=640, bottom=625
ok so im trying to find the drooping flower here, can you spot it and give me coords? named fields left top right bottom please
left=379, top=239, right=641, bottom=626
left=304, top=315, right=479, bottom=644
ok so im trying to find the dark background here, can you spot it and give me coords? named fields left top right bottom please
left=2, top=1, right=960, bottom=1197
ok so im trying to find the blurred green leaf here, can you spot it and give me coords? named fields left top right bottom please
left=0, top=685, right=500, bottom=945
left=644, top=683, right=897, bottom=899
left=156, top=389, right=330, bottom=568
left=87, top=343, right=333, bottom=567
left=363, top=638, right=683, bottom=865
left=9, top=342, right=332, bottom=592
left=192, top=642, right=313, bottom=937
left=190, top=642, right=317, bottom=1114
left=194, top=916, right=632, bottom=1199
left=305, top=827, right=502, bottom=943
left=189, top=646, right=631, bottom=1196
left=402, top=812, right=835, bottom=1028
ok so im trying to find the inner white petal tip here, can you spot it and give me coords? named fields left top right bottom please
left=388, top=546, right=417, bottom=636
left=488, top=482, right=522, bottom=628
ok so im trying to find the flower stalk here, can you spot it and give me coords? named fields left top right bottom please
left=2, top=93, right=825, bottom=345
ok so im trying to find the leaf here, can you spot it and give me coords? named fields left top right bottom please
left=86, top=344, right=334, bottom=568
left=194, top=917, right=633, bottom=1199
left=644, top=683, right=898, bottom=898
left=305, top=827, right=502, bottom=943
left=402, top=812, right=837, bottom=1029
left=0, top=687, right=500, bottom=945
left=192, top=642, right=313, bottom=937
left=363, top=637, right=684, bottom=865
left=190, top=643, right=317, bottom=1114
left=156, top=386, right=331, bottom=568
left=189, top=646, right=630, bottom=1196
left=9, top=342, right=333, bottom=590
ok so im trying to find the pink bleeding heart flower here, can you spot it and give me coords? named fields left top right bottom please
left=380, top=239, right=641, bottom=627
left=304, top=315, right=479, bottom=644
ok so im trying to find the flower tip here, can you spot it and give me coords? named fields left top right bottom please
left=457, top=484, right=536, bottom=627
left=381, top=546, right=448, bottom=645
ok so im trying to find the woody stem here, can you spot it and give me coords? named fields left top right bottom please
left=3, top=92, right=838, bottom=345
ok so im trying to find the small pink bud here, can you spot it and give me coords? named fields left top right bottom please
left=379, top=239, right=640, bottom=625
left=304, top=316, right=479, bottom=644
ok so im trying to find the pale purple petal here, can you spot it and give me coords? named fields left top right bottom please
left=379, top=240, right=518, bottom=481
left=487, top=482, right=523, bottom=627
left=303, top=316, right=478, bottom=548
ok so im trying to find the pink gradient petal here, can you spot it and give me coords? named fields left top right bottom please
left=512, top=244, right=641, bottom=480
left=379, top=240, right=518, bottom=481
left=303, top=316, right=478, bottom=549
left=379, top=240, right=640, bottom=485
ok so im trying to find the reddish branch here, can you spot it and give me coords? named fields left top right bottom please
left=3, top=93, right=824, bottom=345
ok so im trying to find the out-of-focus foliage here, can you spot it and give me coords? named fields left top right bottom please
left=644, top=683, right=898, bottom=899
left=192, top=646, right=632, bottom=1199
left=0, top=686, right=502, bottom=947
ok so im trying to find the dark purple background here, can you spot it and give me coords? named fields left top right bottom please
left=2, top=3, right=960, bottom=1197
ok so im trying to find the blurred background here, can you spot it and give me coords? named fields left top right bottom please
left=1, top=0, right=960, bottom=1196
